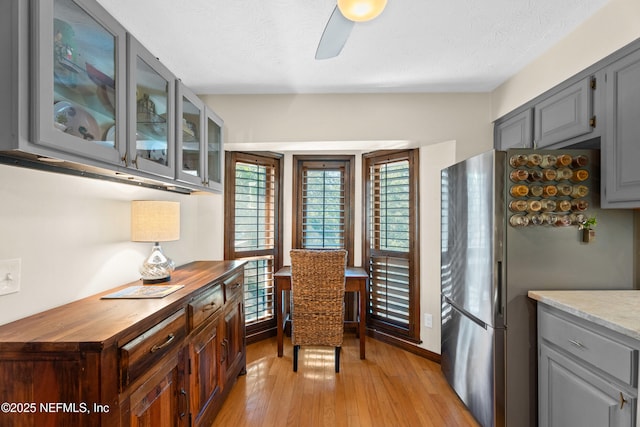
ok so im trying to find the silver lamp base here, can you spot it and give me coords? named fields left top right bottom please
left=140, top=242, right=175, bottom=284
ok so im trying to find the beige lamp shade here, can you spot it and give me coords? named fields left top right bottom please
left=131, top=201, right=180, bottom=242
left=337, top=0, right=387, bottom=22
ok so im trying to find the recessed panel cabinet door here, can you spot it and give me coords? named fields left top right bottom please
left=539, top=344, right=635, bottom=427
left=32, top=0, right=127, bottom=164
left=534, top=77, right=594, bottom=148
left=602, top=49, right=640, bottom=207
left=494, top=109, right=533, bottom=150
left=126, top=348, right=189, bottom=427
left=189, top=316, right=222, bottom=427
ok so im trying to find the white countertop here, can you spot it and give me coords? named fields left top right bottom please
left=528, top=290, right=640, bottom=342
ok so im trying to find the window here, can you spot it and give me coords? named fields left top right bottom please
left=225, top=152, right=283, bottom=342
left=293, top=156, right=355, bottom=264
left=364, top=149, right=420, bottom=342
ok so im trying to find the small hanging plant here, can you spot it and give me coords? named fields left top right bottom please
left=579, top=216, right=597, bottom=230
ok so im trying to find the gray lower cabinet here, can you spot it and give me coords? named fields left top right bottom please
left=533, top=77, right=595, bottom=148
left=494, top=108, right=533, bottom=150
left=538, top=305, right=638, bottom=427
left=602, top=48, right=640, bottom=208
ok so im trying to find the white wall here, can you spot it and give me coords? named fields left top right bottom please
left=201, top=93, right=493, bottom=164
left=202, top=93, right=491, bottom=354
left=492, top=0, right=640, bottom=119
left=0, top=163, right=223, bottom=325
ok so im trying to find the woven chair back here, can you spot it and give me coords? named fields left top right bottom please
left=290, top=249, right=347, bottom=347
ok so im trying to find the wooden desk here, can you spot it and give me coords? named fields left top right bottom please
left=274, top=266, right=368, bottom=360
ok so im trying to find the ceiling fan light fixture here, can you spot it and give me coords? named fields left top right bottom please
left=337, top=0, right=387, bottom=22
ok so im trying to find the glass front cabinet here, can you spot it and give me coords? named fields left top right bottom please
left=4, top=0, right=223, bottom=193
left=176, top=82, right=223, bottom=191
left=127, top=34, right=176, bottom=180
left=32, top=0, right=127, bottom=165
left=204, top=107, right=224, bottom=192
left=176, top=82, right=205, bottom=186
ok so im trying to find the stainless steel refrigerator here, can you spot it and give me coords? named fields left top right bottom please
left=440, top=149, right=636, bottom=427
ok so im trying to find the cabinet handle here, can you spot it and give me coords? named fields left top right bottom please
left=619, top=392, right=628, bottom=410
left=203, top=302, right=218, bottom=311
left=179, top=388, right=188, bottom=418
left=229, top=282, right=242, bottom=290
left=221, top=339, right=228, bottom=363
left=150, top=333, right=175, bottom=353
left=132, top=154, right=139, bottom=169
left=568, top=339, right=586, bottom=349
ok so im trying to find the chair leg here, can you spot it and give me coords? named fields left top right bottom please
left=335, top=346, right=341, bottom=373
left=293, top=345, right=299, bottom=372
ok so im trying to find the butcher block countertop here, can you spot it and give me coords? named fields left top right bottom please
left=528, top=290, right=640, bottom=342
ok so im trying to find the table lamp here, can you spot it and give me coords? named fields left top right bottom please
left=131, top=200, right=180, bottom=284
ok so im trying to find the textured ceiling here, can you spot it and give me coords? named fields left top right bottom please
left=95, top=0, right=611, bottom=95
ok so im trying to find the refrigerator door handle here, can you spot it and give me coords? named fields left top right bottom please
left=445, top=296, right=488, bottom=330
left=497, top=260, right=503, bottom=317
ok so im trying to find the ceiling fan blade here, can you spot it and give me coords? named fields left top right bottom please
left=315, top=5, right=355, bottom=60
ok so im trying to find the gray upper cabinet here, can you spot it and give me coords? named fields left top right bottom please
left=127, top=34, right=176, bottom=180
left=1, top=0, right=223, bottom=193
left=32, top=0, right=127, bottom=165
left=534, top=77, right=595, bottom=148
left=602, top=48, right=640, bottom=208
left=204, top=107, right=224, bottom=192
left=494, top=109, right=533, bottom=150
left=175, top=83, right=224, bottom=192
left=176, top=82, right=205, bottom=187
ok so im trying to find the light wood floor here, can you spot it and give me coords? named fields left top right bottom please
left=213, top=334, right=479, bottom=427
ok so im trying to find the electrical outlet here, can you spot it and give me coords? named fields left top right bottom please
left=0, top=258, right=21, bottom=296
left=424, top=313, right=433, bottom=328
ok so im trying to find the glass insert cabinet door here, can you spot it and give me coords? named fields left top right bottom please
left=32, top=0, right=127, bottom=165
left=176, top=82, right=205, bottom=186
left=205, top=107, right=224, bottom=192
left=127, top=33, right=175, bottom=179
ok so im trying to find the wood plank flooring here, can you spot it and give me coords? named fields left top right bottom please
left=213, top=334, right=479, bottom=427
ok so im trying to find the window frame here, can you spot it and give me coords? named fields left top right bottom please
left=224, top=151, right=283, bottom=342
left=292, top=155, right=355, bottom=265
left=363, top=149, right=420, bottom=342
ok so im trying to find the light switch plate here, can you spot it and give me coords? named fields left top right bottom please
left=0, top=258, right=21, bottom=296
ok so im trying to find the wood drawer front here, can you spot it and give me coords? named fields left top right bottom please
left=539, top=309, right=637, bottom=385
left=189, top=285, right=223, bottom=330
left=224, top=271, right=243, bottom=302
left=120, top=308, right=187, bottom=389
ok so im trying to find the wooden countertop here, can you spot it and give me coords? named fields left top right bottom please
left=528, top=290, right=640, bottom=341
left=0, top=260, right=245, bottom=350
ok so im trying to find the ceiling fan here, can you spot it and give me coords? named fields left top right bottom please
left=315, top=0, right=388, bottom=60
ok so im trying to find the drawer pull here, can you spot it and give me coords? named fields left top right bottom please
left=568, top=339, right=586, bottom=349
left=619, top=392, right=628, bottom=410
left=203, top=302, right=218, bottom=311
left=150, top=333, right=175, bottom=353
left=229, top=282, right=242, bottom=290
left=179, top=388, right=188, bottom=418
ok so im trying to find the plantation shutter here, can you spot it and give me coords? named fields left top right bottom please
left=301, top=168, right=345, bottom=248
left=226, top=152, right=282, bottom=339
left=364, top=150, right=420, bottom=341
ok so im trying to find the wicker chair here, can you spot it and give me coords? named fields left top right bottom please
left=290, top=249, right=347, bottom=373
